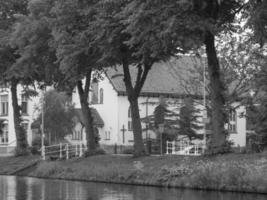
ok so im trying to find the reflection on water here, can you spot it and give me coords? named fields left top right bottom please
left=0, top=175, right=267, bottom=200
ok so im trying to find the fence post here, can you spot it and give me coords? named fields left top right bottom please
left=66, top=144, right=69, bottom=160
left=84, top=142, right=88, bottom=152
left=41, top=146, right=45, bottom=160
left=59, top=143, right=62, bottom=159
left=166, top=141, right=169, bottom=155
left=79, top=143, right=83, bottom=157
left=172, top=141, right=175, bottom=154
left=75, top=144, right=78, bottom=157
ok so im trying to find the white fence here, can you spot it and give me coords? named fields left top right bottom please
left=41, top=143, right=86, bottom=160
left=166, top=140, right=204, bottom=156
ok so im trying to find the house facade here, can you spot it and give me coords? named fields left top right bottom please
left=71, top=57, right=247, bottom=148
left=0, top=84, right=40, bottom=154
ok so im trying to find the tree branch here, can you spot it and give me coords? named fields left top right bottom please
left=135, top=63, right=152, bottom=95
left=122, top=56, right=134, bottom=96
left=77, top=80, right=84, bottom=100
left=84, top=69, right=92, bottom=100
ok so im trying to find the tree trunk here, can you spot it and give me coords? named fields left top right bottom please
left=122, top=57, right=147, bottom=157
left=77, top=72, right=96, bottom=152
left=205, top=31, right=226, bottom=152
left=11, top=79, right=29, bottom=155
left=129, top=97, right=146, bottom=156
left=80, top=98, right=96, bottom=151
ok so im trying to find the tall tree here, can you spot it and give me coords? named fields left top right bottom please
left=94, top=0, right=179, bottom=156
left=0, top=0, right=30, bottom=155
left=51, top=0, right=102, bottom=152
left=131, top=0, right=245, bottom=153
left=11, top=0, right=102, bottom=152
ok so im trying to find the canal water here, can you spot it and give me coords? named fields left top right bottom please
left=0, top=175, right=267, bottom=200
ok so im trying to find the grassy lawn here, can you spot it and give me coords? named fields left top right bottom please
left=25, top=153, right=267, bottom=193
left=0, top=156, right=40, bottom=175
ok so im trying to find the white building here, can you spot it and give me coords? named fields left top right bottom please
left=71, top=57, right=247, bottom=149
left=0, top=84, right=40, bottom=155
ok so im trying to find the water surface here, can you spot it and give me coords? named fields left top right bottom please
left=0, top=175, right=266, bottom=200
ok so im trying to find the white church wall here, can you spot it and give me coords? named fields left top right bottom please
left=91, top=76, right=119, bottom=145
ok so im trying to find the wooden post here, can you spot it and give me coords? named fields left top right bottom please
left=79, top=143, right=83, bottom=157
left=75, top=144, right=78, bottom=157
left=120, top=125, right=127, bottom=144
left=59, top=143, right=62, bottom=159
left=166, top=141, right=169, bottom=155
left=66, top=144, right=69, bottom=160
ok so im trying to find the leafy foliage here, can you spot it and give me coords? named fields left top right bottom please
left=247, top=0, right=267, bottom=45
left=33, top=89, right=75, bottom=144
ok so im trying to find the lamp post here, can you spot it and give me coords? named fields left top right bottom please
left=41, top=87, right=46, bottom=160
left=203, top=61, right=207, bottom=150
left=158, top=123, right=164, bottom=155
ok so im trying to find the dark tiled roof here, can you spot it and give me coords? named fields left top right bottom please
left=105, top=56, right=205, bottom=98
left=74, top=108, right=104, bottom=127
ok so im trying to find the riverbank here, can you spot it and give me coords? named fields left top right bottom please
left=3, top=153, right=265, bottom=194
left=0, top=156, right=39, bottom=175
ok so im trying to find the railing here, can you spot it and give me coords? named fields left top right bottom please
left=41, top=142, right=87, bottom=160
left=166, top=140, right=203, bottom=156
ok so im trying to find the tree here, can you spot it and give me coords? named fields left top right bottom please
left=247, top=0, right=267, bottom=45
left=11, top=0, right=100, bottom=152
left=133, top=0, right=245, bottom=153
left=33, top=90, right=75, bottom=144
left=0, top=0, right=30, bottom=155
left=179, top=97, right=203, bottom=141
left=93, top=0, right=179, bottom=156
left=51, top=0, right=103, bottom=152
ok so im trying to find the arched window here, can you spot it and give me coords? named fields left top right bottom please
left=128, top=107, right=132, bottom=131
left=21, top=94, right=28, bottom=115
left=228, top=109, right=237, bottom=133
left=99, top=88, right=104, bottom=104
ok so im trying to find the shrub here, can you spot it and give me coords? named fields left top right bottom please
left=122, top=148, right=134, bottom=154
left=84, top=148, right=106, bottom=157
left=14, top=147, right=30, bottom=156
left=32, top=136, right=49, bottom=147
left=30, top=136, right=49, bottom=155
left=205, top=140, right=234, bottom=155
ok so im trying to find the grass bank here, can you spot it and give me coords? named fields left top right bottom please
left=14, top=153, right=267, bottom=194
left=0, top=156, right=40, bottom=175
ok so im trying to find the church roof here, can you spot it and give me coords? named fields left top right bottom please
left=105, top=56, right=205, bottom=98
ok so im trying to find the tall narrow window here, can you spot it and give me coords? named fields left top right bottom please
left=228, top=109, right=237, bottom=133
left=128, top=107, right=132, bottom=131
left=99, top=88, right=104, bottom=104
left=0, top=95, right=8, bottom=116
left=91, top=82, right=99, bottom=104
left=1, top=123, right=8, bottom=143
left=21, top=94, right=28, bottom=115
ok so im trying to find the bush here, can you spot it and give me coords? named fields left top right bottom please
left=122, top=148, right=134, bottom=154
left=205, top=140, right=234, bottom=155
left=32, top=136, right=49, bottom=147
left=30, top=136, right=49, bottom=155
left=84, top=148, right=106, bottom=157
left=15, top=147, right=30, bottom=156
